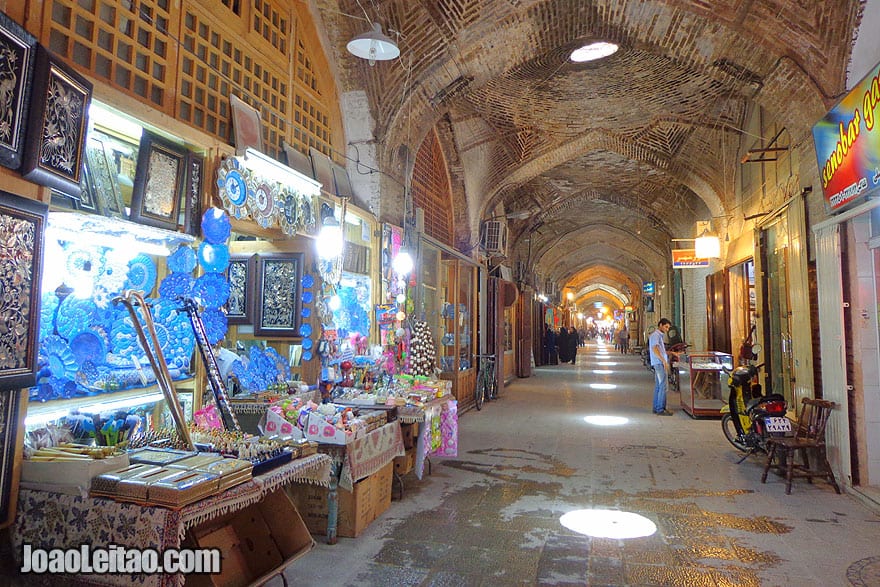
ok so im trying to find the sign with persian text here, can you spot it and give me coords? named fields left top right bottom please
left=812, top=60, right=880, bottom=212
left=672, top=249, right=710, bottom=268
left=643, top=281, right=655, bottom=295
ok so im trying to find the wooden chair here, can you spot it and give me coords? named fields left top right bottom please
left=761, top=398, right=841, bottom=495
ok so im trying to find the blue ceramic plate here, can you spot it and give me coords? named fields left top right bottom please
left=42, top=335, right=78, bottom=380
left=301, top=291, right=313, bottom=304
left=299, top=323, right=312, bottom=337
left=201, top=208, right=232, bottom=244
left=56, top=297, right=97, bottom=341
left=302, top=338, right=313, bottom=350
left=302, top=350, right=313, bottom=361
left=198, top=242, right=230, bottom=273
left=126, top=254, right=158, bottom=293
left=301, top=274, right=314, bottom=289
left=159, top=272, right=195, bottom=300
left=167, top=245, right=198, bottom=274
left=202, top=308, right=228, bottom=345
left=69, top=330, right=107, bottom=366
left=301, top=307, right=311, bottom=318
left=192, top=273, right=230, bottom=309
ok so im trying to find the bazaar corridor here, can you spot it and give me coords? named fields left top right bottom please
left=289, top=341, right=880, bottom=587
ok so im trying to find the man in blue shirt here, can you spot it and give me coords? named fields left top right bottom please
left=649, top=318, right=674, bottom=415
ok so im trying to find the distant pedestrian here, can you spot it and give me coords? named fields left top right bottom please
left=649, top=318, right=674, bottom=415
left=618, top=325, right=629, bottom=355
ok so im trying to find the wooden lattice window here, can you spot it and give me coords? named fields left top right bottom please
left=34, top=0, right=334, bottom=161
left=412, top=130, right=453, bottom=246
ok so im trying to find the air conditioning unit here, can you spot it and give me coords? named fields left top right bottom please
left=480, top=220, right=508, bottom=257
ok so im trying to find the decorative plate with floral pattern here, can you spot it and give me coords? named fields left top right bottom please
left=201, top=207, right=232, bottom=244
left=249, top=181, right=276, bottom=228
left=159, top=272, right=195, bottom=300
left=126, top=254, right=158, bottom=293
left=192, top=273, right=230, bottom=309
left=216, top=158, right=251, bottom=219
left=198, top=242, right=230, bottom=274
left=56, top=297, right=97, bottom=341
left=41, top=335, right=78, bottom=380
left=202, top=308, right=228, bottom=345
left=167, top=245, right=197, bottom=274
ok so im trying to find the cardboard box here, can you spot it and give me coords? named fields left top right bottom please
left=186, top=488, right=313, bottom=587
left=373, top=462, right=393, bottom=517
left=304, top=412, right=363, bottom=445
left=400, top=423, right=416, bottom=449
left=20, top=453, right=130, bottom=495
left=287, top=464, right=394, bottom=538
left=393, top=447, right=415, bottom=476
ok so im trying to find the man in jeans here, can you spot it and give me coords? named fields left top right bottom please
left=649, top=318, right=674, bottom=415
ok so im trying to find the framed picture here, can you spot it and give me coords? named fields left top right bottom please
left=1, top=389, right=25, bottom=529
left=0, top=12, right=37, bottom=170
left=282, top=140, right=312, bottom=178
left=309, top=148, right=334, bottom=194
left=130, top=130, right=187, bottom=230
left=253, top=252, right=303, bottom=337
left=181, top=152, right=204, bottom=236
left=85, top=135, right=126, bottom=218
left=230, top=94, right=263, bottom=154
left=21, top=46, right=92, bottom=197
left=76, top=159, right=101, bottom=213
left=0, top=190, right=47, bottom=390
left=226, top=254, right=255, bottom=325
left=331, top=162, right=353, bottom=199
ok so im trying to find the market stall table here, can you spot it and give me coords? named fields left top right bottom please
left=11, top=453, right=332, bottom=587
left=397, top=396, right=459, bottom=481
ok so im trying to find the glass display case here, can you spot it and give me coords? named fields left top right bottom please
left=679, top=351, right=734, bottom=417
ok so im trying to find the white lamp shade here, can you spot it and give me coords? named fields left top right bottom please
left=695, top=233, right=721, bottom=258
left=392, top=250, right=414, bottom=275
left=316, top=222, right=344, bottom=259
left=347, top=23, right=400, bottom=62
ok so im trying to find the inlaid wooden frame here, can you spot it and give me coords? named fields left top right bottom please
left=0, top=389, right=25, bottom=529
left=129, top=130, right=186, bottom=230
left=0, top=12, right=37, bottom=170
left=21, top=46, right=91, bottom=197
left=0, top=190, right=47, bottom=390
left=85, top=135, right=125, bottom=218
left=225, top=254, right=256, bottom=325
left=230, top=94, right=263, bottom=154
left=309, top=147, right=334, bottom=194
left=253, top=252, right=303, bottom=337
left=182, top=152, right=204, bottom=236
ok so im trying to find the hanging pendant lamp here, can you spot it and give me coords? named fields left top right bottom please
left=347, top=22, right=400, bottom=65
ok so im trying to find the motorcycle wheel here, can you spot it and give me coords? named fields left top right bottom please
left=722, top=414, right=749, bottom=452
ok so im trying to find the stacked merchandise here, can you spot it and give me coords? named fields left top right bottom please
left=408, top=321, right=436, bottom=377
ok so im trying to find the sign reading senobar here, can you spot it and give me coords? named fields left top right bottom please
left=812, top=60, right=880, bottom=212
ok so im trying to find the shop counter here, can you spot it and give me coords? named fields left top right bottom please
left=11, top=453, right=332, bottom=586
left=679, top=352, right=734, bottom=418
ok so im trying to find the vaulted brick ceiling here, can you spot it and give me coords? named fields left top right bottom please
left=317, top=0, right=861, bottom=301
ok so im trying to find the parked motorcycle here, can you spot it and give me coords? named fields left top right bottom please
left=720, top=343, right=792, bottom=461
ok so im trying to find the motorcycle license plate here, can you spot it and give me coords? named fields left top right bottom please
left=765, top=417, right=791, bottom=433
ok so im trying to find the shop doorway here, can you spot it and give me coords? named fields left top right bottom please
left=761, top=222, right=794, bottom=403
left=728, top=259, right=756, bottom=360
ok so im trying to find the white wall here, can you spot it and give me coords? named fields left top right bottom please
left=849, top=0, right=880, bottom=87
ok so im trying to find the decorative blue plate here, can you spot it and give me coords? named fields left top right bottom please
left=299, top=323, right=312, bottom=337
left=198, top=242, right=230, bottom=273
left=302, top=350, right=313, bottom=361
left=69, top=330, right=107, bottom=366
left=42, top=335, right=78, bottom=380
left=301, top=291, right=313, bottom=304
left=301, top=307, right=311, bottom=318
left=149, top=299, right=196, bottom=369
left=167, top=245, right=197, bottom=274
left=65, top=247, right=95, bottom=275
left=223, top=170, right=248, bottom=207
left=302, top=274, right=314, bottom=289
left=201, top=208, right=232, bottom=244
left=264, top=346, right=290, bottom=382
left=192, top=273, right=230, bottom=309
left=56, top=297, right=97, bottom=341
left=126, top=254, right=158, bottom=293
left=159, top=272, right=195, bottom=300
left=40, top=292, right=59, bottom=341
left=302, top=338, right=313, bottom=350
left=202, top=308, right=228, bottom=345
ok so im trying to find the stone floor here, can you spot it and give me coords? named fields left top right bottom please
left=3, top=340, right=880, bottom=586
left=285, top=341, right=880, bottom=587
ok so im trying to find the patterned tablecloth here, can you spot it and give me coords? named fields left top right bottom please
left=11, top=453, right=332, bottom=587
left=319, top=421, right=405, bottom=491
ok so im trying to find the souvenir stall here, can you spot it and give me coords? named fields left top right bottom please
left=2, top=85, right=336, bottom=583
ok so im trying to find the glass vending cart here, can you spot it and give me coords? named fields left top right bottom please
left=679, top=352, right=734, bottom=417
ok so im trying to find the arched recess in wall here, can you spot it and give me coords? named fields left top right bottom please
left=411, top=129, right=454, bottom=248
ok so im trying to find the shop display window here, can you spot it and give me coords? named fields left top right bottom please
left=679, top=351, right=734, bottom=418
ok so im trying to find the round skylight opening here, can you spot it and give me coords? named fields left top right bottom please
left=560, top=509, right=657, bottom=539
left=570, top=41, right=619, bottom=62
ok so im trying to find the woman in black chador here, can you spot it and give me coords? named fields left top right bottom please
left=567, top=326, right=578, bottom=364
left=557, top=327, right=570, bottom=363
